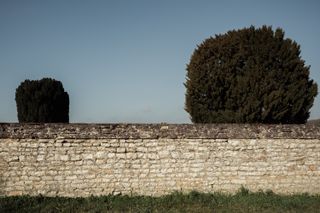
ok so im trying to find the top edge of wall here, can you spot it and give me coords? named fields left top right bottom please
left=0, top=123, right=320, bottom=139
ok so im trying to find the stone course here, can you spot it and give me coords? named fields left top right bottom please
left=0, top=123, right=319, bottom=197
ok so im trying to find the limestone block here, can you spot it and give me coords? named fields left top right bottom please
left=182, top=152, right=194, bottom=159
left=137, top=147, right=147, bottom=153
left=70, top=155, right=81, bottom=161
left=82, top=154, right=93, bottom=160
left=107, top=153, right=115, bottom=158
left=116, top=153, right=126, bottom=159
left=95, top=151, right=106, bottom=158
left=7, top=156, right=19, bottom=162
left=36, top=155, right=45, bottom=161
left=147, top=153, right=159, bottom=160
left=59, top=155, right=69, bottom=161
left=158, top=150, right=170, bottom=158
left=116, top=148, right=126, bottom=153
left=126, top=153, right=137, bottom=159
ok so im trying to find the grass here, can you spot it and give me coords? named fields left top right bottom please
left=1, top=188, right=320, bottom=213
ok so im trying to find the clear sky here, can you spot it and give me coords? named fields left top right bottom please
left=1, top=0, right=320, bottom=123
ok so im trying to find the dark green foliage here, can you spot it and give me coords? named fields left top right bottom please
left=15, top=78, right=69, bottom=123
left=1, top=190, right=320, bottom=213
left=185, top=25, right=318, bottom=123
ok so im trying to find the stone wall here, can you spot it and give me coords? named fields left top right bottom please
left=0, top=123, right=319, bottom=197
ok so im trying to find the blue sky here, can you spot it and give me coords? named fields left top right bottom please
left=1, top=0, right=320, bottom=123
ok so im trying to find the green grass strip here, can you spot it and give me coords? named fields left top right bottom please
left=1, top=188, right=320, bottom=213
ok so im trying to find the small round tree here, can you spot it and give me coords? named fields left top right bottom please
left=15, top=78, right=69, bottom=123
left=185, top=26, right=317, bottom=124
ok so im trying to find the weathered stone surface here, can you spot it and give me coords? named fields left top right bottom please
left=0, top=124, right=320, bottom=197
left=1, top=123, right=320, bottom=139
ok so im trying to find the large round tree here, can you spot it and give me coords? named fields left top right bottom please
left=185, top=26, right=317, bottom=124
left=15, top=78, right=69, bottom=123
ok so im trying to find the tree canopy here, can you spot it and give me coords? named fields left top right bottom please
left=15, top=78, right=69, bottom=123
left=185, top=26, right=317, bottom=124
